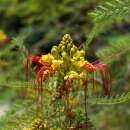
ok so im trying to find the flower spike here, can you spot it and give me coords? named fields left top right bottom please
left=25, top=34, right=111, bottom=96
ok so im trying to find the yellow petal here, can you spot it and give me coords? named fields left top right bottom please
left=39, top=54, right=54, bottom=64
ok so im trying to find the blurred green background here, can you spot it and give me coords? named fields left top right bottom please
left=0, top=0, right=130, bottom=130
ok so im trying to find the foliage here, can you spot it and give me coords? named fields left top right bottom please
left=0, top=0, right=130, bottom=130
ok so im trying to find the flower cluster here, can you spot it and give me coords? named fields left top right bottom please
left=26, top=34, right=111, bottom=96
left=22, top=118, right=62, bottom=130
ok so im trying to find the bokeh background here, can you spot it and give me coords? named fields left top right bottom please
left=0, top=0, right=130, bottom=130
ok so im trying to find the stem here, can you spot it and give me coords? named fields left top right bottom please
left=84, top=80, right=88, bottom=119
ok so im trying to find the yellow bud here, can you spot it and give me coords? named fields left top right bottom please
left=62, top=34, right=72, bottom=44
left=73, top=50, right=81, bottom=58
left=70, top=47, right=75, bottom=56
left=67, top=43, right=72, bottom=52
left=51, top=46, right=58, bottom=54
left=61, top=51, right=68, bottom=59
left=73, top=45, right=78, bottom=51
left=61, top=45, right=66, bottom=51
left=51, top=60, right=63, bottom=69
left=58, top=43, right=62, bottom=49
left=80, top=57, right=85, bottom=61
left=60, top=41, right=65, bottom=45
left=63, top=34, right=70, bottom=40
left=80, top=50, right=85, bottom=57
left=76, top=60, right=85, bottom=68
left=64, top=71, right=79, bottom=79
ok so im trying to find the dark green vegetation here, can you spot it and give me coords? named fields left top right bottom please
left=0, top=0, right=130, bottom=130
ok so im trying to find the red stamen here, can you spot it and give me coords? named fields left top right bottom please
left=66, top=78, right=73, bottom=90
left=84, top=80, right=88, bottom=96
left=95, top=64, right=111, bottom=96
left=91, top=72, right=95, bottom=94
left=82, top=63, right=96, bottom=72
left=36, top=64, right=53, bottom=88
left=28, top=54, right=40, bottom=63
left=24, top=58, right=29, bottom=81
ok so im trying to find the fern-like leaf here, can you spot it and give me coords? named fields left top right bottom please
left=88, top=92, right=130, bottom=105
left=89, top=0, right=130, bottom=22
left=85, top=0, right=130, bottom=49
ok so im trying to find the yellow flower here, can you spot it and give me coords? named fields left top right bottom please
left=51, top=60, right=63, bottom=70
left=39, top=54, right=54, bottom=64
left=77, top=60, right=88, bottom=68
left=0, top=31, right=8, bottom=43
left=64, top=71, right=80, bottom=79
left=71, top=58, right=87, bottom=69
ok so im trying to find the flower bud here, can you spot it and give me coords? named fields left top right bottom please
left=61, top=51, right=68, bottom=59
left=67, top=43, right=72, bottom=52
left=61, top=45, right=65, bottom=52
left=79, top=50, right=85, bottom=57
left=70, top=47, right=75, bottom=57
left=51, top=46, right=58, bottom=54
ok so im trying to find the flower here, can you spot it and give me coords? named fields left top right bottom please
left=64, top=71, right=81, bottom=80
left=0, top=31, right=10, bottom=44
left=51, top=60, right=63, bottom=70
left=95, top=63, right=111, bottom=96
left=25, top=34, right=111, bottom=96
left=39, top=54, right=54, bottom=65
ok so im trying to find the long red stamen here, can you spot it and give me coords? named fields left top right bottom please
left=95, top=64, right=111, bottom=96
left=24, top=55, right=41, bottom=81
left=36, top=65, right=53, bottom=88
left=91, top=72, right=95, bottom=94
left=66, top=78, right=73, bottom=91
left=28, top=54, right=40, bottom=63
left=24, top=58, right=29, bottom=81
